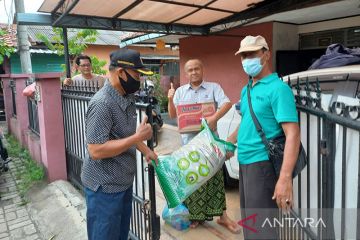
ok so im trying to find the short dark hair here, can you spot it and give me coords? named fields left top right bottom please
left=75, top=55, right=92, bottom=65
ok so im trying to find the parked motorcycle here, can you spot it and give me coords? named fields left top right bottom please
left=0, top=137, right=10, bottom=173
left=135, top=80, right=163, bottom=147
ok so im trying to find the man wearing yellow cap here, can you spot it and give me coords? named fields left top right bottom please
left=227, top=35, right=300, bottom=239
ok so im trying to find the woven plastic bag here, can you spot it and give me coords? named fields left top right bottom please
left=154, top=119, right=236, bottom=208
left=162, top=203, right=190, bottom=231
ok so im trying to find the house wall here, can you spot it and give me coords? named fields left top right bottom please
left=298, top=15, right=360, bottom=34
left=179, top=22, right=273, bottom=103
left=272, top=22, right=299, bottom=70
left=84, top=45, right=179, bottom=76
left=0, top=73, right=67, bottom=182
left=10, top=53, right=64, bottom=74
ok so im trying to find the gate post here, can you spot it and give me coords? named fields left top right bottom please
left=36, top=73, right=67, bottom=181
left=14, top=75, right=31, bottom=146
left=322, top=119, right=336, bottom=239
left=146, top=105, right=160, bottom=240
left=0, top=74, right=31, bottom=145
left=1, top=75, right=14, bottom=131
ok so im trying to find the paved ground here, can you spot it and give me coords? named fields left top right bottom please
left=0, top=157, right=43, bottom=240
left=155, top=125, right=242, bottom=240
left=0, top=123, right=242, bottom=240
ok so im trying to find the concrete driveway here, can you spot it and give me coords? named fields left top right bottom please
left=154, top=125, right=243, bottom=240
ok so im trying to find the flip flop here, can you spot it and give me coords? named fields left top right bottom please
left=216, top=219, right=241, bottom=234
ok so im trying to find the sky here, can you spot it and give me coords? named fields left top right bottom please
left=0, top=0, right=44, bottom=24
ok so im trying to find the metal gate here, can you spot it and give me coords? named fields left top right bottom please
left=278, top=77, right=360, bottom=240
left=61, top=83, right=160, bottom=240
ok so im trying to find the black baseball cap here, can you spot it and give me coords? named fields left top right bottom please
left=110, top=48, right=153, bottom=75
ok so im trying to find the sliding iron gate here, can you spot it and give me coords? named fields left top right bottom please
left=61, top=82, right=160, bottom=240
left=278, top=77, right=360, bottom=240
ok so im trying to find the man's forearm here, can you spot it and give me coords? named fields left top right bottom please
left=227, top=125, right=239, bottom=144
left=136, top=141, right=151, bottom=156
left=168, top=98, right=177, bottom=118
left=88, top=134, right=140, bottom=160
left=279, top=132, right=300, bottom=179
left=213, top=102, right=232, bottom=121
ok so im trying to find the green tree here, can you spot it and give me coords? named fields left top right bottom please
left=0, top=28, right=16, bottom=64
left=36, top=28, right=106, bottom=75
left=149, top=73, right=168, bottom=112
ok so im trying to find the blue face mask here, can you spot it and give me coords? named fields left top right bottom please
left=242, top=57, right=263, bottom=77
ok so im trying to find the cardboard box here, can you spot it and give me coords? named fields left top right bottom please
left=177, top=102, right=216, bottom=133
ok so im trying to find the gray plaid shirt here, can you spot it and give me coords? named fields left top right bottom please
left=81, top=81, right=137, bottom=193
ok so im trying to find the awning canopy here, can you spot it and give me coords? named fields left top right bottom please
left=17, top=0, right=331, bottom=35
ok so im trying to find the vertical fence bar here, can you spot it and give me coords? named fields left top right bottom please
left=307, top=113, right=310, bottom=211
left=10, top=80, right=16, bottom=117
left=323, top=119, right=336, bottom=239
left=317, top=116, right=322, bottom=239
left=341, top=127, right=347, bottom=240
left=357, top=133, right=360, bottom=240
left=298, top=111, right=302, bottom=210
left=146, top=104, right=160, bottom=240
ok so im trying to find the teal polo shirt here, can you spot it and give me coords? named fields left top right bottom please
left=237, top=73, right=298, bottom=165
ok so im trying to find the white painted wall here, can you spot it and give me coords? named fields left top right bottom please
left=271, top=16, right=360, bottom=68
left=272, top=22, right=299, bottom=69
left=298, top=16, right=360, bottom=34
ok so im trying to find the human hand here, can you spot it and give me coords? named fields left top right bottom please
left=168, top=83, right=175, bottom=99
left=145, top=150, right=158, bottom=165
left=136, top=116, right=153, bottom=141
left=272, top=176, right=293, bottom=211
left=225, top=151, right=234, bottom=160
left=205, top=115, right=217, bottom=131
left=63, top=78, right=73, bottom=86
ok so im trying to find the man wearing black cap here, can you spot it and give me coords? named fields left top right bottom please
left=81, top=48, right=158, bottom=240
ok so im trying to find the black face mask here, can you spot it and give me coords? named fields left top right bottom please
left=119, top=70, right=140, bottom=95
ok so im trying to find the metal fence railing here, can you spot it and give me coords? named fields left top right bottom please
left=9, top=80, right=16, bottom=117
left=277, top=76, right=360, bottom=239
left=27, top=97, right=40, bottom=136
left=61, top=81, right=160, bottom=240
left=26, top=79, right=40, bottom=136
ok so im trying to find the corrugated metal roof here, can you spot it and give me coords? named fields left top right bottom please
left=27, top=25, right=128, bottom=46
left=29, top=49, right=57, bottom=54
left=141, top=55, right=179, bottom=60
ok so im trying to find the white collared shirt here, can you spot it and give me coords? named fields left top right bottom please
left=173, top=81, right=230, bottom=108
left=173, top=81, right=230, bottom=145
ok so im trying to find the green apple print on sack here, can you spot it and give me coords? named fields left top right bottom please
left=153, top=119, right=236, bottom=208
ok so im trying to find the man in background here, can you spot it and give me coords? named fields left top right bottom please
left=63, top=55, right=105, bottom=88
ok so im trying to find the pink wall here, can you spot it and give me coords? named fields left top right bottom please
left=1, top=75, right=30, bottom=145
left=36, top=73, right=67, bottom=181
left=2, top=77, right=14, bottom=132
left=179, top=22, right=273, bottom=103
left=15, top=76, right=30, bottom=145
left=25, top=130, right=42, bottom=165
left=0, top=73, right=67, bottom=182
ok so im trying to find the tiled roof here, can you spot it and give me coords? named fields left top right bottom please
left=0, top=24, right=135, bottom=47
left=0, top=24, right=17, bottom=47
left=27, top=25, right=130, bottom=46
